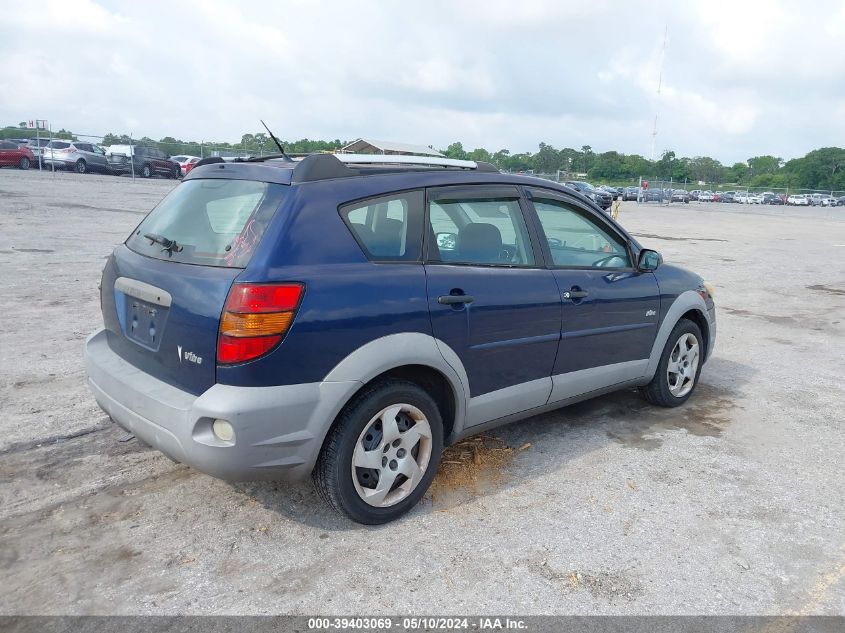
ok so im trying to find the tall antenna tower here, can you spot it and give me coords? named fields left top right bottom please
left=650, top=23, right=668, bottom=162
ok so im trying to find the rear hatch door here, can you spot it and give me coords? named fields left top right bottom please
left=101, top=177, right=288, bottom=394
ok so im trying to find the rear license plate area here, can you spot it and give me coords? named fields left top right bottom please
left=125, top=298, right=168, bottom=351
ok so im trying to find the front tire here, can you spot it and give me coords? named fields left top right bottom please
left=141, top=164, right=152, bottom=178
left=314, top=380, right=443, bottom=524
left=641, top=319, right=703, bottom=407
left=75, top=159, right=87, bottom=174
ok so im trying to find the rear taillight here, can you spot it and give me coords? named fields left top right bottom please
left=217, top=283, right=304, bottom=364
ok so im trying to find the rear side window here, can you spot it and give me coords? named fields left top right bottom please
left=428, top=194, right=535, bottom=266
left=340, top=190, right=424, bottom=262
left=126, top=179, right=287, bottom=268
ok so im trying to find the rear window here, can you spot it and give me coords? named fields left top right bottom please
left=126, top=179, right=287, bottom=268
left=49, top=141, right=70, bottom=149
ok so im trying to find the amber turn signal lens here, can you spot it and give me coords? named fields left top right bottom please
left=220, top=311, right=293, bottom=338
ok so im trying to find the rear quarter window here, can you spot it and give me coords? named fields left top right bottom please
left=339, top=190, right=424, bottom=262
left=126, top=179, right=287, bottom=268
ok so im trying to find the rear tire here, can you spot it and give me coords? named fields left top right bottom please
left=141, top=164, right=152, bottom=178
left=19, top=157, right=30, bottom=170
left=641, top=319, right=703, bottom=407
left=313, top=380, right=443, bottom=524
left=75, top=159, right=87, bottom=174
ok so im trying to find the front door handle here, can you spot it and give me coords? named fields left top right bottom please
left=563, top=288, right=589, bottom=300
left=438, top=294, right=475, bottom=305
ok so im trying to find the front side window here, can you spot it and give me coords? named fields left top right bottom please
left=427, top=194, right=534, bottom=266
left=532, top=197, right=631, bottom=268
left=340, top=190, right=424, bottom=261
left=126, top=179, right=287, bottom=268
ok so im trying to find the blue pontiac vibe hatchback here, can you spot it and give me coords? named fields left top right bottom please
left=85, top=153, right=717, bottom=524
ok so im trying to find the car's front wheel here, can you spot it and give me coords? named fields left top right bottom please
left=641, top=319, right=703, bottom=407
left=314, top=380, right=443, bottom=524
left=141, top=164, right=152, bottom=178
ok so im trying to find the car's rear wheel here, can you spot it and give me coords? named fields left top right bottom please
left=75, top=159, right=87, bottom=174
left=141, top=164, right=152, bottom=178
left=641, top=319, right=703, bottom=407
left=19, top=157, right=30, bottom=170
left=313, top=380, right=443, bottom=524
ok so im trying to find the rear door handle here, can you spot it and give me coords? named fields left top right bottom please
left=438, top=294, right=475, bottom=305
left=563, top=289, right=589, bottom=300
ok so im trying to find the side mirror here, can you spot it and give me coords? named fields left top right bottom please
left=638, top=249, right=662, bottom=271
left=436, top=232, right=457, bottom=251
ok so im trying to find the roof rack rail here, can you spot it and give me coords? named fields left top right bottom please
left=292, top=153, right=499, bottom=183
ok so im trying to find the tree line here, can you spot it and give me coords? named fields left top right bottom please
left=442, top=142, right=845, bottom=191
left=2, top=124, right=843, bottom=191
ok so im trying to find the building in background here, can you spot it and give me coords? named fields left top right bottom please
left=339, top=138, right=443, bottom=156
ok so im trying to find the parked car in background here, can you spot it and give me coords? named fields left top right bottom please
left=563, top=181, right=613, bottom=210
left=25, top=138, right=51, bottom=164
left=806, top=193, right=837, bottom=206
left=735, top=192, right=750, bottom=204
left=0, top=140, right=36, bottom=169
left=671, top=190, right=690, bottom=203
left=107, top=145, right=180, bottom=178
left=42, top=140, right=111, bottom=174
left=699, top=191, right=714, bottom=202
left=787, top=194, right=809, bottom=206
left=689, top=190, right=701, bottom=201
left=712, top=192, right=722, bottom=203
left=644, top=188, right=665, bottom=202
left=837, top=195, right=845, bottom=207
left=170, top=155, right=202, bottom=177
left=759, top=192, right=780, bottom=205
left=598, top=185, right=620, bottom=200
left=719, top=192, right=736, bottom=203
left=747, top=193, right=763, bottom=204
left=622, top=186, right=641, bottom=201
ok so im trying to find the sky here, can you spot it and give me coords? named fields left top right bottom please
left=1, top=0, right=844, bottom=165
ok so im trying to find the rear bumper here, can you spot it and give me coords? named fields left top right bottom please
left=84, top=329, right=360, bottom=481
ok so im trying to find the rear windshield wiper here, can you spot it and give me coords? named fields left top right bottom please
left=144, top=233, right=183, bottom=256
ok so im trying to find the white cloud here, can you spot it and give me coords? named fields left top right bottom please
left=0, top=0, right=843, bottom=163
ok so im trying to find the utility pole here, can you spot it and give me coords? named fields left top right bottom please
left=650, top=23, right=668, bottom=162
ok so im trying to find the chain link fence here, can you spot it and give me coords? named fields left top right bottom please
left=0, top=125, right=292, bottom=180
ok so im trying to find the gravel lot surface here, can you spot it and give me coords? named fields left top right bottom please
left=1, top=169, right=844, bottom=615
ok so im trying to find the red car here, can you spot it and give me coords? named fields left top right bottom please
left=0, top=140, right=36, bottom=169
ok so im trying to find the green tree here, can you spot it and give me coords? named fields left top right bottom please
left=747, top=155, right=783, bottom=177
left=443, top=142, right=467, bottom=160
left=534, top=142, right=560, bottom=174
left=783, top=147, right=845, bottom=190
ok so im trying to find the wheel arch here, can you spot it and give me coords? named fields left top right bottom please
left=645, top=290, right=712, bottom=380
left=321, top=333, right=469, bottom=444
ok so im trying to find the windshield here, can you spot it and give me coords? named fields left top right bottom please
left=126, top=179, right=287, bottom=268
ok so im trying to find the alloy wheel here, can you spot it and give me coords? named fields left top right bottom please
left=667, top=332, right=700, bottom=397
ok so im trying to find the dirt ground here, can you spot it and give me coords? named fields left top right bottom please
left=1, top=169, right=843, bottom=615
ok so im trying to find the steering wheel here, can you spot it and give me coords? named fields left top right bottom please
left=594, top=254, right=628, bottom=268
